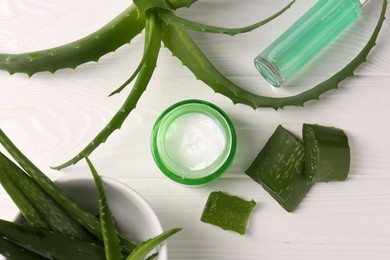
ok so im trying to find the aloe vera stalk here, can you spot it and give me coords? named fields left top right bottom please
left=246, top=125, right=312, bottom=212
left=0, top=129, right=138, bottom=252
left=0, top=155, right=48, bottom=230
left=52, top=10, right=163, bottom=170
left=86, top=155, right=182, bottom=260
left=0, top=0, right=194, bottom=76
left=0, top=5, right=145, bottom=76
left=109, top=56, right=145, bottom=96
left=0, top=153, right=91, bottom=241
left=109, top=5, right=164, bottom=97
left=157, top=0, right=295, bottom=36
left=127, top=228, right=182, bottom=260
left=303, top=124, right=350, bottom=183
left=0, top=236, right=47, bottom=260
left=86, top=157, right=122, bottom=260
left=0, top=219, right=106, bottom=260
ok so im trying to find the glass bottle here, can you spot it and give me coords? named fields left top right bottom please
left=254, top=0, right=367, bottom=88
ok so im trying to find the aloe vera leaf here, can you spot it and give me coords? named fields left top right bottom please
left=52, top=11, right=163, bottom=170
left=109, top=3, right=167, bottom=98
left=0, top=5, right=145, bottom=76
left=108, top=7, right=159, bottom=98
left=0, top=236, right=47, bottom=260
left=126, top=228, right=182, bottom=260
left=0, top=0, right=197, bottom=76
left=157, top=0, right=295, bottom=36
left=133, top=0, right=171, bottom=14
left=137, top=0, right=293, bottom=36
left=303, top=124, right=350, bottom=183
left=0, top=129, right=138, bottom=252
left=245, top=125, right=313, bottom=212
left=0, top=154, right=48, bottom=229
left=201, top=191, right=256, bottom=235
left=162, top=0, right=388, bottom=109
left=85, top=157, right=122, bottom=260
left=167, top=0, right=197, bottom=9
left=0, top=219, right=106, bottom=260
left=0, top=153, right=91, bottom=241
left=109, top=57, right=146, bottom=96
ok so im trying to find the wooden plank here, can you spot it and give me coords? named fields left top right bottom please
left=0, top=0, right=389, bottom=259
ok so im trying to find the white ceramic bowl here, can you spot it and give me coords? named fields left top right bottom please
left=16, top=175, right=167, bottom=259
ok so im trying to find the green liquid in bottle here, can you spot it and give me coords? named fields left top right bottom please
left=254, top=0, right=362, bottom=87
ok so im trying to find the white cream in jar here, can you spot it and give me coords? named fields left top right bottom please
left=151, top=100, right=236, bottom=186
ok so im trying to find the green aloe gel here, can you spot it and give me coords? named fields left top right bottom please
left=254, top=0, right=366, bottom=87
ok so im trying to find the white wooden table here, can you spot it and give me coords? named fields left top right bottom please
left=1, top=0, right=389, bottom=259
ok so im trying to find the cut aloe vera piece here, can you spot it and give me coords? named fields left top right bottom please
left=245, top=125, right=312, bottom=212
left=303, top=124, right=350, bottom=183
left=201, top=191, right=256, bottom=235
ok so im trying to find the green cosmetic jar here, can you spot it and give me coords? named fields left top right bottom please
left=151, top=100, right=236, bottom=186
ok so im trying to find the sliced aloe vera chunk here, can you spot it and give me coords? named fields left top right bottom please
left=245, top=125, right=312, bottom=212
left=201, top=191, right=256, bottom=235
left=303, top=124, right=350, bottom=183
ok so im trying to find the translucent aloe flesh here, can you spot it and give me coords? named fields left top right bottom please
left=0, top=0, right=387, bottom=168
left=201, top=191, right=256, bottom=235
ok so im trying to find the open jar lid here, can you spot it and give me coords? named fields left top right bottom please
left=151, top=100, right=236, bottom=186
